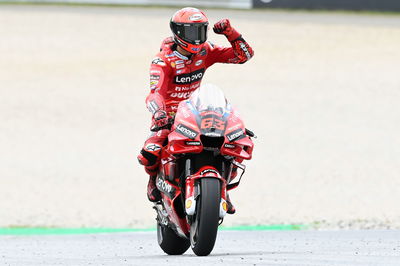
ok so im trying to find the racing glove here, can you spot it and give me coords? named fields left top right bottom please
left=151, top=110, right=169, bottom=130
left=213, top=19, right=241, bottom=42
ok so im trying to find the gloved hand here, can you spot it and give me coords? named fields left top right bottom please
left=151, top=110, right=169, bottom=130
left=213, top=19, right=240, bottom=41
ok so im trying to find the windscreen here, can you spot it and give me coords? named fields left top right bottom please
left=190, top=84, right=228, bottom=115
left=189, top=84, right=229, bottom=137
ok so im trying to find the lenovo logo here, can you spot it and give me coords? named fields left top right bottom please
left=174, top=69, right=205, bottom=84
left=176, top=124, right=198, bottom=139
left=226, top=129, right=244, bottom=142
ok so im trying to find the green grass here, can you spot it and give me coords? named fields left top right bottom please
left=0, top=224, right=308, bottom=235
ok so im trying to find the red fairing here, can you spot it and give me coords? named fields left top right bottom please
left=145, top=36, right=254, bottom=119
left=167, top=100, right=253, bottom=160
left=156, top=174, right=190, bottom=235
left=221, top=107, right=254, bottom=160
left=168, top=100, right=203, bottom=154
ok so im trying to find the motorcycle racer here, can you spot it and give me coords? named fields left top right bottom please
left=137, top=7, right=254, bottom=213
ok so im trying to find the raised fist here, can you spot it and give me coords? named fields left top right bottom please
left=213, top=18, right=233, bottom=35
left=213, top=19, right=240, bottom=41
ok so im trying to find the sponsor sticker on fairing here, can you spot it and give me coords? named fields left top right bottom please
left=195, top=60, right=203, bottom=66
left=185, top=141, right=201, bottom=146
left=200, top=168, right=219, bottom=175
left=157, top=178, right=174, bottom=195
left=226, top=128, right=245, bottom=142
left=176, top=123, right=198, bottom=139
left=224, top=143, right=236, bottom=149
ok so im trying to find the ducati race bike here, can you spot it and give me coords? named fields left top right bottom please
left=152, top=84, right=255, bottom=256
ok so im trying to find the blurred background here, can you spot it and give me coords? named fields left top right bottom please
left=1, top=0, right=400, bottom=229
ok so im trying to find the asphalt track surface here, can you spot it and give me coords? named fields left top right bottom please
left=1, top=230, right=400, bottom=266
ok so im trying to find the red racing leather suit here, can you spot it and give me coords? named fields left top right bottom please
left=138, top=33, right=254, bottom=176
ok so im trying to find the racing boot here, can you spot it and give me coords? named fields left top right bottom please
left=226, top=193, right=236, bottom=214
left=147, top=175, right=161, bottom=202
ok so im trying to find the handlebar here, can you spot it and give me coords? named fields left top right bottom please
left=150, top=118, right=174, bottom=132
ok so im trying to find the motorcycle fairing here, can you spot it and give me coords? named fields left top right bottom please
left=168, top=99, right=253, bottom=160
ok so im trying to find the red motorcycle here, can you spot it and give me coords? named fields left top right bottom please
left=152, top=84, right=255, bottom=256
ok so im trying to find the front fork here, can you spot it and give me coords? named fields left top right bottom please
left=184, top=159, right=228, bottom=219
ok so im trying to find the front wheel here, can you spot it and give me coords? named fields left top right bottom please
left=157, top=223, right=190, bottom=255
left=190, top=178, right=221, bottom=256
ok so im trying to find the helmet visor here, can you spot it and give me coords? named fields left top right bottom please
left=172, top=22, right=208, bottom=45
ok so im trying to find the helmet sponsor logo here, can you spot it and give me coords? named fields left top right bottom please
left=176, top=123, right=198, bottom=139
left=189, top=14, right=204, bottom=21
left=195, top=60, right=203, bottom=66
left=174, top=68, right=205, bottom=84
left=226, top=129, right=245, bottom=142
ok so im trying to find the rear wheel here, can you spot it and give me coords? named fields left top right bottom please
left=157, top=223, right=190, bottom=255
left=190, top=178, right=221, bottom=256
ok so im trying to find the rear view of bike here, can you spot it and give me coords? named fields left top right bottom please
left=153, top=84, right=255, bottom=256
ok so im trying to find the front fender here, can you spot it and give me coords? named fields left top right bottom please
left=185, top=166, right=227, bottom=218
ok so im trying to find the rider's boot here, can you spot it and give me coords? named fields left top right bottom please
left=226, top=193, right=236, bottom=214
left=147, top=175, right=161, bottom=202
left=138, top=148, right=162, bottom=202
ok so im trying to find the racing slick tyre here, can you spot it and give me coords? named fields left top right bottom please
left=190, top=178, right=221, bottom=256
left=157, top=223, right=190, bottom=255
